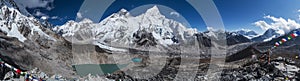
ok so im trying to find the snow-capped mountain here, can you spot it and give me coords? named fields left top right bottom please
left=225, top=32, right=251, bottom=45
left=252, top=29, right=282, bottom=42
left=54, top=6, right=198, bottom=50
left=0, top=1, right=77, bottom=77
left=0, top=5, right=57, bottom=42
left=0, top=1, right=57, bottom=43
left=201, top=30, right=251, bottom=46
left=232, top=29, right=258, bottom=39
left=0, top=0, right=31, bottom=16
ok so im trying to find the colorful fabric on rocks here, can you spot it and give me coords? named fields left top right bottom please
left=274, top=31, right=300, bottom=48
left=0, top=58, right=43, bottom=81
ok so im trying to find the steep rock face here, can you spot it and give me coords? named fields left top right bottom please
left=252, top=29, right=281, bottom=42
left=226, top=32, right=251, bottom=46
left=132, top=29, right=158, bottom=47
left=195, top=33, right=212, bottom=47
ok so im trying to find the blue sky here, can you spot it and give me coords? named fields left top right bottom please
left=24, top=0, right=300, bottom=34
left=214, top=0, right=300, bottom=33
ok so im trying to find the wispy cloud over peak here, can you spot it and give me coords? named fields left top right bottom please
left=254, top=15, right=300, bottom=35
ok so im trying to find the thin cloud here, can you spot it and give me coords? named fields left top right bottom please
left=34, top=10, right=46, bottom=17
left=34, top=10, right=60, bottom=20
left=14, top=0, right=54, bottom=10
left=297, top=9, right=300, bottom=20
left=41, top=16, right=48, bottom=20
left=51, top=16, right=59, bottom=19
left=76, top=12, right=83, bottom=19
left=170, top=11, right=180, bottom=17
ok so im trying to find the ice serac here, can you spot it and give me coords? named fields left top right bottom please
left=55, top=5, right=198, bottom=51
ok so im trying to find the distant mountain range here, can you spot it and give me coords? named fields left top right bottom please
left=52, top=5, right=284, bottom=48
left=252, top=28, right=282, bottom=42
left=54, top=6, right=199, bottom=51
left=232, top=29, right=258, bottom=39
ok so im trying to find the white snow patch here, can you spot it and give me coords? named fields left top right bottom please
left=263, top=35, right=276, bottom=42
left=7, top=24, right=27, bottom=42
left=244, top=35, right=259, bottom=39
left=94, top=42, right=127, bottom=52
